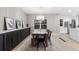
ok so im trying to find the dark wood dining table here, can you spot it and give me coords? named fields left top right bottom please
left=31, top=31, right=48, bottom=47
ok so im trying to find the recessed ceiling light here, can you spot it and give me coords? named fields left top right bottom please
left=38, top=7, right=43, bottom=9
left=68, top=9, right=72, bottom=13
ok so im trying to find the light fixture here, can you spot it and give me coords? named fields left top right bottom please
left=36, top=15, right=45, bottom=20
left=68, top=9, right=76, bottom=16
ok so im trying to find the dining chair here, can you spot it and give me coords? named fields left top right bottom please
left=47, top=29, right=52, bottom=45
left=36, top=34, right=46, bottom=51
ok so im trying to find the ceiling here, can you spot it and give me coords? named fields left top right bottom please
left=21, top=7, right=79, bottom=16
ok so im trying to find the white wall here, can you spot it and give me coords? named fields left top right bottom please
left=0, top=7, right=27, bottom=31
left=58, top=15, right=79, bottom=27
left=58, top=15, right=79, bottom=33
left=70, top=28, right=79, bottom=42
left=27, top=14, right=59, bottom=33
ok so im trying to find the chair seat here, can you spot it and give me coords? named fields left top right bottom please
left=36, top=34, right=46, bottom=51
left=37, top=38, right=45, bottom=42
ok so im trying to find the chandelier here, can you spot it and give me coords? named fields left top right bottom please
left=36, top=15, right=45, bottom=20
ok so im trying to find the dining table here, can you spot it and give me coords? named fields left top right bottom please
left=31, top=29, right=48, bottom=47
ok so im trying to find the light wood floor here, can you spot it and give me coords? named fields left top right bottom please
left=13, top=33, right=79, bottom=51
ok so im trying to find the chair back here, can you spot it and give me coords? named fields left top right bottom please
left=36, top=34, right=46, bottom=42
left=47, top=30, right=52, bottom=37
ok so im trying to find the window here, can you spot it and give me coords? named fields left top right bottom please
left=34, top=17, right=47, bottom=29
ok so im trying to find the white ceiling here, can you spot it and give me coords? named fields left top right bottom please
left=21, top=7, right=79, bottom=16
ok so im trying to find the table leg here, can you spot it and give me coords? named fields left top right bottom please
left=45, top=34, right=48, bottom=47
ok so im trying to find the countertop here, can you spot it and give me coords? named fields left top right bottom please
left=0, top=27, right=30, bottom=34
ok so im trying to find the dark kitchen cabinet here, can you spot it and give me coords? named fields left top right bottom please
left=0, top=34, right=4, bottom=51
left=0, top=28, right=30, bottom=51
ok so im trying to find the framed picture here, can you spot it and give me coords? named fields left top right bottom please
left=64, top=21, right=68, bottom=27
left=71, top=19, right=76, bottom=28
left=22, top=21, right=26, bottom=28
left=60, top=19, right=63, bottom=26
left=4, top=17, right=15, bottom=30
left=16, top=20, right=22, bottom=29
